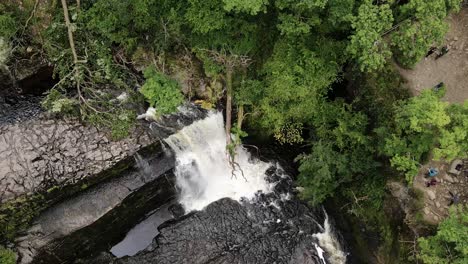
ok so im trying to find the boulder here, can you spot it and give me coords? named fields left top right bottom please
left=424, top=207, right=430, bottom=215
left=427, top=190, right=436, bottom=200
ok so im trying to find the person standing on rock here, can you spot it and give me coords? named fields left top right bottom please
left=448, top=191, right=460, bottom=206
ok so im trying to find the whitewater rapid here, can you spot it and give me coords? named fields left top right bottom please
left=313, top=211, right=348, bottom=264
left=164, top=112, right=273, bottom=212
left=164, top=111, right=347, bottom=264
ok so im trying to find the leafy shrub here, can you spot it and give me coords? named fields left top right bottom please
left=42, top=89, right=79, bottom=115
left=140, top=66, right=184, bottom=115
left=0, top=246, right=16, bottom=264
left=0, top=12, right=17, bottom=40
left=418, top=205, right=468, bottom=264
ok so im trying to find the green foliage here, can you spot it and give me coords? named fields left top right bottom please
left=0, top=11, right=17, bottom=40
left=418, top=205, right=468, bottom=264
left=274, top=122, right=304, bottom=145
left=352, top=64, right=411, bottom=128
left=186, top=0, right=227, bottom=34
left=222, top=0, right=268, bottom=15
left=390, top=154, right=420, bottom=183
left=446, top=0, right=464, bottom=12
left=379, top=90, right=467, bottom=183
left=86, top=0, right=185, bottom=52
left=433, top=102, right=468, bottom=160
left=0, top=5, right=17, bottom=65
left=42, top=89, right=79, bottom=115
left=0, top=194, right=44, bottom=243
left=0, top=247, right=16, bottom=264
left=140, top=66, right=184, bottom=115
left=40, top=5, right=144, bottom=139
left=348, top=1, right=393, bottom=72
left=298, top=141, right=344, bottom=204
left=298, top=102, right=377, bottom=205
left=258, top=39, right=342, bottom=139
left=392, top=0, right=449, bottom=68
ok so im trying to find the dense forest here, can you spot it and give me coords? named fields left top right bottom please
left=1, top=0, right=467, bottom=263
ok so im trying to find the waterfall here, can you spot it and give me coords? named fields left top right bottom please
left=164, top=112, right=272, bottom=212
left=313, top=211, right=348, bottom=264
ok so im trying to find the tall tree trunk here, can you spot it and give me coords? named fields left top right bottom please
left=237, top=104, right=244, bottom=131
left=225, top=66, right=233, bottom=146
left=60, top=0, right=78, bottom=64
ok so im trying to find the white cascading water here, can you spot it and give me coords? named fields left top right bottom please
left=164, top=111, right=346, bottom=263
left=313, top=212, right=348, bottom=264
left=164, top=112, right=272, bottom=212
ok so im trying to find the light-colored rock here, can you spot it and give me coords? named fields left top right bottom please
left=444, top=174, right=455, bottom=183
left=0, top=118, right=153, bottom=203
left=436, top=202, right=441, bottom=208
left=427, top=190, right=436, bottom=200
left=424, top=207, right=430, bottom=215
left=0, top=103, right=206, bottom=203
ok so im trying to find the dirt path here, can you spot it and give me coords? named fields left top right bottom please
left=413, top=160, right=467, bottom=225
left=397, top=7, right=468, bottom=104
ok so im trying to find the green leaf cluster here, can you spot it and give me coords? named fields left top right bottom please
left=348, top=0, right=393, bottom=72
left=0, top=13, right=17, bottom=40
left=298, top=102, right=377, bottom=205
left=379, top=90, right=467, bottom=183
left=222, top=0, right=269, bottom=15
left=140, top=66, right=184, bottom=115
left=391, top=0, right=453, bottom=68
left=42, top=89, right=79, bottom=115
left=418, top=205, right=468, bottom=264
left=0, top=246, right=15, bottom=264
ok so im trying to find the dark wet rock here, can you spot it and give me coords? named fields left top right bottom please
left=18, top=167, right=176, bottom=263
left=117, top=198, right=325, bottom=264
left=0, top=95, right=44, bottom=125
left=147, top=105, right=207, bottom=139
left=116, top=171, right=328, bottom=264
left=0, top=104, right=206, bottom=263
left=16, top=66, right=57, bottom=96
left=168, top=203, right=185, bottom=219
left=0, top=104, right=206, bottom=250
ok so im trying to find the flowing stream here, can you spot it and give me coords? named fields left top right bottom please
left=164, top=112, right=273, bottom=212
left=111, top=110, right=347, bottom=263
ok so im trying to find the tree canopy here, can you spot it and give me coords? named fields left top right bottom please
left=418, top=205, right=468, bottom=264
left=1, top=1, right=467, bottom=260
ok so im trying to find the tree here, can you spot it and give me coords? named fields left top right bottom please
left=139, top=66, right=184, bottom=115
left=86, top=0, right=185, bottom=52
left=391, top=0, right=451, bottom=68
left=433, top=102, right=468, bottom=161
left=298, top=101, right=377, bottom=205
left=418, top=205, right=468, bottom=264
left=258, top=39, right=342, bottom=142
left=378, top=89, right=468, bottom=183
left=348, top=0, right=393, bottom=72
left=222, top=0, right=269, bottom=15
left=185, top=0, right=262, bottom=149
left=0, top=246, right=15, bottom=264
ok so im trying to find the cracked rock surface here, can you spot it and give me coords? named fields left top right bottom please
left=0, top=104, right=206, bottom=203
left=0, top=117, right=152, bottom=203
